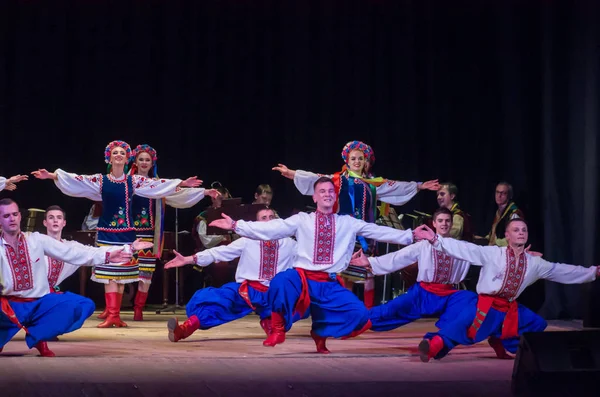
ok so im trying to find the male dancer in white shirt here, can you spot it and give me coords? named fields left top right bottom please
left=210, top=176, right=416, bottom=353
left=164, top=208, right=301, bottom=342
left=0, top=198, right=149, bottom=357
left=350, top=207, right=477, bottom=333
left=414, top=219, right=599, bottom=362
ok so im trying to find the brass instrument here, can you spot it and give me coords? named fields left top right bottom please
left=24, top=208, right=46, bottom=233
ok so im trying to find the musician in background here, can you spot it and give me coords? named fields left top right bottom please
left=81, top=202, right=102, bottom=231
left=193, top=182, right=236, bottom=288
left=435, top=183, right=474, bottom=241
left=477, top=182, right=523, bottom=247
left=252, top=184, right=273, bottom=206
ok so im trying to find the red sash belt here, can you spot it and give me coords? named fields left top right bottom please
left=294, top=268, right=344, bottom=316
left=419, top=282, right=457, bottom=297
left=467, top=294, right=519, bottom=340
left=0, top=296, right=36, bottom=333
left=238, top=280, right=269, bottom=310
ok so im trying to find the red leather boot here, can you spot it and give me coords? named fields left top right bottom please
left=97, top=292, right=128, bottom=328
left=418, top=335, right=444, bottom=363
left=34, top=341, right=56, bottom=357
left=310, top=330, right=330, bottom=354
left=262, top=312, right=286, bottom=347
left=133, top=291, right=149, bottom=321
left=259, top=317, right=272, bottom=337
left=167, top=315, right=200, bottom=342
left=97, top=293, right=109, bottom=319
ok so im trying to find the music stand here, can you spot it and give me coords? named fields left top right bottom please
left=204, top=200, right=268, bottom=234
left=156, top=208, right=185, bottom=314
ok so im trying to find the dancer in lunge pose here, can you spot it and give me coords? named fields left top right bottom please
left=349, top=207, right=477, bottom=333
left=210, top=176, right=417, bottom=354
left=273, top=140, right=439, bottom=309
left=413, top=219, right=599, bottom=362
left=164, top=207, right=300, bottom=342
left=0, top=198, right=149, bottom=357
left=32, top=140, right=201, bottom=328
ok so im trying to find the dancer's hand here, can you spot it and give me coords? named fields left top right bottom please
left=209, top=213, right=235, bottom=230
left=8, top=174, right=28, bottom=184
left=4, top=183, right=16, bottom=191
left=31, top=169, right=57, bottom=180
left=525, top=244, right=543, bottom=257
left=108, top=247, right=133, bottom=263
left=131, top=238, right=153, bottom=251
left=180, top=176, right=203, bottom=188
left=164, top=250, right=194, bottom=269
left=272, top=164, right=296, bottom=180
left=414, top=224, right=436, bottom=242
left=418, top=179, right=440, bottom=191
left=205, top=189, right=222, bottom=199
left=349, top=250, right=370, bottom=267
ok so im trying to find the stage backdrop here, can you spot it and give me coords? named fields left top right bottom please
left=0, top=0, right=598, bottom=320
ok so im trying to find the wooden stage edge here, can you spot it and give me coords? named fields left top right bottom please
left=0, top=315, right=588, bottom=397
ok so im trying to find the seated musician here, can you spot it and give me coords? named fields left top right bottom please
left=252, top=184, right=273, bottom=206
left=476, top=181, right=523, bottom=247
left=81, top=202, right=102, bottom=231
left=435, top=183, right=473, bottom=241
left=192, top=182, right=235, bottom=287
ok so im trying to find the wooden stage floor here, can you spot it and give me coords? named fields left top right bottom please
left=0, top=310, right=584, bottom=397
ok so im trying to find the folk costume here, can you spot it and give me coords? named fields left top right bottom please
left=50, top=141, right=182, bottom=327
left=229, top=211, right=415, bottom=353
left=292, top=141, right=422, bottom=308
left=419, top=236, right=599, bottom=362
left=366, top=240, right=477, bottom=332
left=0, top=232, right=121, bottom=356
left=168, top=236, right=300, bottom=342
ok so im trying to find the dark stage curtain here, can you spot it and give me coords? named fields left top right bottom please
left=0, top=0, right=598, bottom=320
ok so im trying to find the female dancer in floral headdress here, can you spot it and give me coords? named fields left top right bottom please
left=32, top=140, right=202, bottom=327
left=273, top=140, right=439, bottom=308
left=127, top=144, right=220, bottom=320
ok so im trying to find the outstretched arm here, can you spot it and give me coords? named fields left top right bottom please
left=38, top=233, right=136, bottom=266
left=210, top=213, right=300, bottom=241
left=291, top=169, right=333, bottom=195
left=414, top=224, right=496, bottom=265
left=33, top=169, right=102, bottom=201
left=376, top=179, right=440, bottom=206
left=351, top=242, right=424, bottom=275
left=272, top=164, right=296, bottom=180
left=536, top=258, right=598, bottom=284
left=165, top=238, right=246, bottom=269
left=165, top=188, right=220, bottom=209
left=132, top=175, right=185, bottom=199
left=354, top=219, right=414, bottom=245
left=1, top=174, right=28, bottom=191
